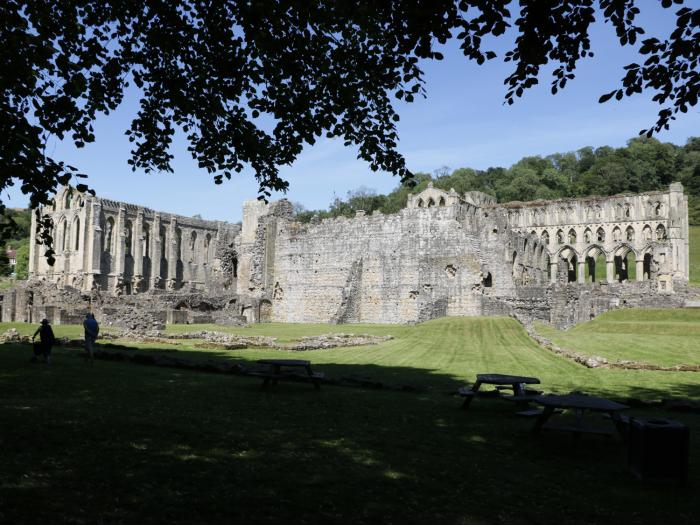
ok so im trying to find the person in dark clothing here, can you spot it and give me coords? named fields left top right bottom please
left=82, top=313, right=99, bottom=363
left=32, top=319, right=55, bottom=364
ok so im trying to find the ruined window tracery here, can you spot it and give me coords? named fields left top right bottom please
left=584, top=228, right=592, bottom=243
left=656, top=224, right=667, bottom=241
left=596, top=227, right=605, bottom=242
left=654, top=202, right=663, bottom=216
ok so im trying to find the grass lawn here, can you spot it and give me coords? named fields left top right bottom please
left=690, top=225, right=700, bottom=285
left=537, top=309, right=700, bottom=368
left=3, top=313, right=700, bottom=523
left=1, top=337, right=699, bottom=524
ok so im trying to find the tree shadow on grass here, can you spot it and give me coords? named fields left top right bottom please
left=1, top=343, right=700, bottom=524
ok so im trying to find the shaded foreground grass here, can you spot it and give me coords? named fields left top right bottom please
left=1, top=340, right=699, bottom=525
left=537, top=309, right=700, bottom=368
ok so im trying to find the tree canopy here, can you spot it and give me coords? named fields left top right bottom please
left=2, top=1, right=698, bottom=250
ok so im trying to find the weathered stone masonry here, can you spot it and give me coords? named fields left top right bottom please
left=3, top=182, right=690, bottom=329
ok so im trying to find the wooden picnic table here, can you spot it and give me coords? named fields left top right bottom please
left=253, top=359, right=324, bottom=389
left=459, top=373, right=541, bottom=412
left=531, top=394, right=629, bottom=437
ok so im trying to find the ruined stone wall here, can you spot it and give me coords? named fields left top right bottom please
left=261, top=202, right=544, bottom=324
left=29, top=186, right=240, bottom=295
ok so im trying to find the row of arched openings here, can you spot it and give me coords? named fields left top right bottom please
left=417, top=196, right=446, bottom=208
left=538, top=224, right=666, bottom=246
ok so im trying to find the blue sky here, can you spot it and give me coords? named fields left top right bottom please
left=4, top=3, right=699, bottom=221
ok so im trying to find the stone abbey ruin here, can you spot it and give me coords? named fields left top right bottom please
left=0, top=182, right=691, bottom=330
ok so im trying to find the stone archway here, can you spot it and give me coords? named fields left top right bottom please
left=259, top=300, right=273, bottom=323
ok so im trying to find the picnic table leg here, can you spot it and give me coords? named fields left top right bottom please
left=461, top=381, right=481, bottom=409
left=306, top=365, right=321, bottom=390
left=532, top=406, right=555, bottom=434
left=511, top=382, right=531, bottom=410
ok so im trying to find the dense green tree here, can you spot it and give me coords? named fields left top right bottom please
left=14, top=243, right=30, bottom=280
left=0, top=252, right=11, bottom=277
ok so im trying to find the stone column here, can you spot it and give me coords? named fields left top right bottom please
left=86, top=198, right=103, bottom=291
left=28, top=209, right=37, bottom=278
left=166, top=216, right=178, bottom=290
left=114, top=206, right=126, bottom=294
left=577, top=260, right=585, bottom=283
left=606, top=259, right=615, bottom=284
left=635, top=258, right=644, bottom=282
left=133, top=209, right=144, bottom=292
left=549, top=261, right=558, bottom=283
left=150, top=213, right=161, bottom=289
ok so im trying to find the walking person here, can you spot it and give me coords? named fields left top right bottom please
left=32, top=319, right=55, bottom=364
left=82, top=313, right=99, bottom=363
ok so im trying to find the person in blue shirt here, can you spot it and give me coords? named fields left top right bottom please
left=32, top=319, right=55, bottom=364
left=82, top=313, right=99, bottom=363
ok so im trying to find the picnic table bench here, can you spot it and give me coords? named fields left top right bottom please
left=459, top=374, right=542, bottom=415
left=531, top=394, right=629, bottom=438
left=252, top=359, right=324, bottom=389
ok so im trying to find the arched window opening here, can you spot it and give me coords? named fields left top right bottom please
left=566, top=253, right=578, bottom=283
left=642, top=225, right=652, bottom=241
left=438, top=197, right=446, bottom=206
left=656, top=224, right=667, bottom=241
left=417, top=198, right=424, bottom=208
left=143, top=224, right=150, bottom=258
left=595, top=206, right=602, bottom=219
left=654, top=202, right=663, bottom=216
left=614, top=249, right=636, bottom=282
left=616, top=204, right=623, bottom=219
left=556, top=230, right=564, bottom=244
left=176, top=228, right=183, bottom=261
left=189, top=231, right=197, bottom=262
left=597, top=227, right=606, bottom=243
left=568, top=229, right=577, bottom=244
left=625, top=226, right=635, bottom=242
left=584, top=228, right=592, bottom=243
left=57, top=219, right=66, bottom=252
left=584, top=248, right=606, bottom=283
left=233, top=256, right=238, bottom=278
left=73, top=217, right=80, bottom=251
left=64, top=191, right=72, bottom=209
left=643, top=253, right=653, bottom=280
left=160, top=226, right=167, bottom=259
left=482, top=272, right=492, bottom=288
left=105, top=217, right=115, bottom=253
left=125, top=221, right=133, bottom=256
left=541, top=231, right=549, bottom=245
left=64, top=222, right=71, bottom=252
left=624, top=204, right=633, bottom=218
left=612, top=227, right=621, bottom=242
left=204, top=234, right=211, bottom=261
left=427, top=198, right=435, bottom=208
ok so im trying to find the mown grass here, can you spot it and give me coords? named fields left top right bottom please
left=690, top=225, right=700, bottom=285
left=1, top=336, right=699, bottom=524
left=537, top=309, right=700, bottom=368
left=6, top=314, right=700, bottom=401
